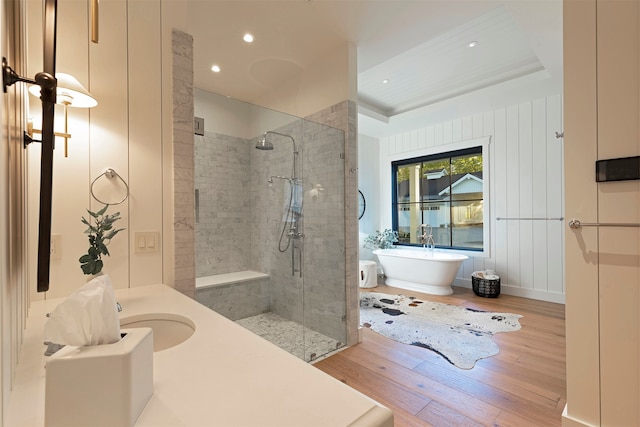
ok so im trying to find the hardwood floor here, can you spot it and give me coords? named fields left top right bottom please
left=314, top=285, right=566, bottom=427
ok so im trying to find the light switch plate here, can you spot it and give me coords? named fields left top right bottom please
left=134, top=231, right=160, bottom=253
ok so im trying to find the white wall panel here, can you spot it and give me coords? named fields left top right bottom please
left=372, top=95, right=565, bottom=303
left=409, top=129, right=418, bottom=151
left=519, top=103, right=534, bottom=290
left=494, top=108, right=509, bottom=287
left=27, top=0, right=93, bottom=299
left=480, top=111, right=495, bottom=273
left=506, top=105, right=521, bottom=290
left=595, top=1, right=640, bottom=424
left=532, top=98, right=549, bottom=292
left=26, top=0, right=165, bottom=298
left=546, top=95, right=564, bottom=295
left=453, top=118, right=463, bottom=141
left=563, top=0, right=600, bottom=422
left=358, top=134, right=381, bottom=262
left=426, top=125, right=435, bottom=148
left=89, top=0, right=130, bottom=290
left=472, top=114, right=483, bottom=139
left=443, top=120, right=453, bottom=144
left=417, top=128, right=426, bottom=151
left=461, top=116, right=472, bottom=141
left=128, top=0, right=163, bottom=287
left=434, top=123, right=443, bottom=146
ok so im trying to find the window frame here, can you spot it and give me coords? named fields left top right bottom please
left=388, top=136, right=491, bottom=257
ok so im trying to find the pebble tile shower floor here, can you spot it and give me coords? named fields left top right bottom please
left=236, top=312, right=343, bottom=362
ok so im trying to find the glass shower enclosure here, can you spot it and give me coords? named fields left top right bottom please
left=193, top=89, right=347, bottom=362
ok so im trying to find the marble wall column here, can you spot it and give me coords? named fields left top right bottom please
left=172, top=29, right=195, bottom=297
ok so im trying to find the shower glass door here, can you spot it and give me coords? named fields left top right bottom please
left=193, top=90, right=346, bottom=362
left=300, top=121, right=347, bottom=361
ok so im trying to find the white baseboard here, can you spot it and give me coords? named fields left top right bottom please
left=562, top=404, right=598, bottom=427
left=454, top=278, right=566, bottom=304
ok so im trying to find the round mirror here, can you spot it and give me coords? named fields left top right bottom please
left=358, top=190, right=366, bottom=220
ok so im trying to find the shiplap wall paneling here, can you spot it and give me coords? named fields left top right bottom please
left=519, top=103, right=534, bottom=290
left=128, top=0, right=163, bottom=287
left=89, top=0, right=130, bottom=289
left=481, top=111, right=496, bottom=274
left=376, top=95, right=564, bottom=303
left=532, top=98, right=548, bottom=293
left=493, top=108, right=509, bottom=288
left=52, top=0, right=92, bottom=298
left=357, top=134, right=381, bottom=240
left=26, top=0, right=42, bottom=300
left=505, top=105, right=521, bottom=288
left=27, top=0, right=93, bottom=299
left=546, top=95, right=564, bottom=295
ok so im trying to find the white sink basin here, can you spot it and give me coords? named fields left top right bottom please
left=120, top=313, right=195, bottom=351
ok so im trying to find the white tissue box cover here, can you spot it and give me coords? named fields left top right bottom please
left=45, top=327, right=154, bottom=427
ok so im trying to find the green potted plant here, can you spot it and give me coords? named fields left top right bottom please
left=364, top=229, right=398, bottom=250
left=79, top=204, right=125, bottom=275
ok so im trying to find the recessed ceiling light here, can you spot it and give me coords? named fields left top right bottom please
left=211, top=65, right=221, bottom=73
left=382, top=79, right=390, bottom=84
left=243, top=33, right=254, bottom=43
left=468, top=41, right=479, bottom=48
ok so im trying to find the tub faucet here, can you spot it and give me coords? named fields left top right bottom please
left=420, top=224, right=435, bottom=252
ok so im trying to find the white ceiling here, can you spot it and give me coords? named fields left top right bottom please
left=185, top=0, right=562, bottom=138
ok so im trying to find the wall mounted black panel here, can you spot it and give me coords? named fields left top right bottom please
left=596, top=156, right=640, bottom=182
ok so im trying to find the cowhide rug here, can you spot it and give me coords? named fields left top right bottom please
left=360, top=291, right=522, bottom=369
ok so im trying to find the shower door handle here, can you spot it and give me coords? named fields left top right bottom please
left=291, top=241, right=302, bottom=278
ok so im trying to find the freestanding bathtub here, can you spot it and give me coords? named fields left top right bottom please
left=373, top=248, right=468, bottom=295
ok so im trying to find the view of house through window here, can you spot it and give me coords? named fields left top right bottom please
left=392, top=146, right=483, bottom=251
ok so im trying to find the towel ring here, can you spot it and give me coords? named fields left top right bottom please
left=90, top=168, right=129, bottom=205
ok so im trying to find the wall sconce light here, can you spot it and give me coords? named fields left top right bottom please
left=27, top=73, right=97, bottom=157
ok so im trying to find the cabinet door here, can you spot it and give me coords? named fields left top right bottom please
left=597, top=1, right=640, bottom=425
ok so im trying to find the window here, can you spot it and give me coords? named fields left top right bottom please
left=392, top=146, right=484, bottom=251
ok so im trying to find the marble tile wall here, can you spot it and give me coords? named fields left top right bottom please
left=194, top=133, right=251, bottom=276
left=195, top=278, right=270, bottom=321
left=249, top=119, right=349, bottom=344
left=172, top=29, right=195, bottom=297
left=250, top=123, right=303, bottom=322
left=305, top=100, right=359, bottom=346
left=299, top=123, right=346, bottom=342
left=194, top=111, right=354, bottom=346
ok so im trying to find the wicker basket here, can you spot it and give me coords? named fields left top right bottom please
left=472, top=274, right=501, bottom=298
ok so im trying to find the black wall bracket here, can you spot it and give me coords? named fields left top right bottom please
left=2, top=57, right=36, bottom=92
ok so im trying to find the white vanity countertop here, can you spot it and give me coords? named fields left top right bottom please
left=6, top=284, right=393, bottom=427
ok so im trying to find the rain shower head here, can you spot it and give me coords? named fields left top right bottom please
left=256, top=130, right=299, bottom=182
left=255, top=134, right=274, bottom=150
left=255, top=131, right=297, bottom=153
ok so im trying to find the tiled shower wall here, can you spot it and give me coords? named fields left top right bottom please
left=172, top=29, right=195, bottom=297
left=195, top=133, right=251, bottom=276
left=248, top=121, right=347, bottom=342
left=194, top=116, right=349, bottom=344
left=306, top=100, right=359, bottom=347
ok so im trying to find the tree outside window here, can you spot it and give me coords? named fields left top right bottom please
left=392, top=146, right=483, bottom=251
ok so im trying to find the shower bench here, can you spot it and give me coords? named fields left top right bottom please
left=195, top=270, right=270, bottom=320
